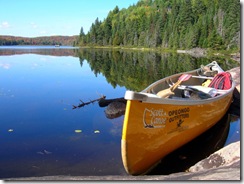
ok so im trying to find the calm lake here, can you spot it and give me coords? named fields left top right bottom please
left=0, top=46, right=240, bottom=178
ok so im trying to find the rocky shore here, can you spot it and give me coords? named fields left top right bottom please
left=177, top=49, right=240, bottom=63
left=5, top=67, right=240, bottom=181
left=177, top=48, right=207, bottom=58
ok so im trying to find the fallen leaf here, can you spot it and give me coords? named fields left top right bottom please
left=94, top=130, right=100, bottom=134
left=37, top=151, right=44, bottom=155
left=44, top=150, right=52, bottom=154
left=75, top=130, right=82, bottom=133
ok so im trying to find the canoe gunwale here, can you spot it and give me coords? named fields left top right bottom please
left=124, top=86, right=235, bottom=106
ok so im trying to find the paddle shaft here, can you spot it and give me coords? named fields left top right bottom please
left=157, top=80, right=183, bottom=98
left=171, top=80, right=183, bottom=91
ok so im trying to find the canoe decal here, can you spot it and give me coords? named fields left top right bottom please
left=168, top=107, right=190, bottom=123
left=143, top=108, right=167, bottom=128
left=143, top=107, right=190, bottom=129
left=167, top=107, right=190, bottom=134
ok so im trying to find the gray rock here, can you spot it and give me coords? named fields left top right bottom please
left=189, top=141, right=240, bottom=172
left=6, top=158, right=240, bottom=180
left=228, top=67, right=240, bottom=87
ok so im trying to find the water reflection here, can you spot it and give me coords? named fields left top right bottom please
left=0, top=46, right=79, bottom=57
left=77, top=49, right=239, bottom=91
left=148, top=113, right=231, bottom=175
left=0, top=46, right=240, bottom=178
left=224, top=115, right=240, bottom=146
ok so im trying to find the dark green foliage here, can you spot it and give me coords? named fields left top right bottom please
left=76, top=49, right=239, bottom=91
left=77, top=0, right=240, bottom=51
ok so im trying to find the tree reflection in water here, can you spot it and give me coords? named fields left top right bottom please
left=77, top=49, right=238, bottom=92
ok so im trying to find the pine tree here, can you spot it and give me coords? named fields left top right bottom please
left=77, top=0, right=240, bottom=50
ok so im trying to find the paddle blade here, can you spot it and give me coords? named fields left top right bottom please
left=171, top=74, right=192, bottom=91
left=179, top=74, right=192, bottom=81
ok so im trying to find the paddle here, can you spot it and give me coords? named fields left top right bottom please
left=157, top=74, right=192, bottom=98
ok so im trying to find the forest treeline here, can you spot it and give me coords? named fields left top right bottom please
left=77, top=0, right=240, bottom=50
left=0, top=35, right=78, bottom=46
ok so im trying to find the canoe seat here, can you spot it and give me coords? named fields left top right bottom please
left=178, top=85, right=230, bottom=99
left=177, top=85, right=216, bottom=99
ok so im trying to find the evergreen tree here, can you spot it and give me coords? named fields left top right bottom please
left=77, top=0, right=240, bottom=50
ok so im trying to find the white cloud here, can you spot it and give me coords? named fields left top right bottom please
left=0, top=21, right=10, bottom=29
left=40, top=57, right=48, bottom=61
left=0, top=63, right=11, bottom=69
left=30, top=22, right=38, bottom=29
left=39, top=30, right=47, bottom=34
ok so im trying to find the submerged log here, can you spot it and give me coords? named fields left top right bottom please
left=72, top=95, right=106, bottom=109
left=98, top=97, right=126, bottom=107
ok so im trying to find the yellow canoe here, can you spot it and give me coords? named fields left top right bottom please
left=121, top=61, right=235, bottom=175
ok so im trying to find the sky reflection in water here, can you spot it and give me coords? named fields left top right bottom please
left=0, top=52, right=127, bottom=177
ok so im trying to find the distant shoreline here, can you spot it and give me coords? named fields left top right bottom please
left=0, top=45, right=79, bottom=49
left=0, top=35, right=78, bottom=46
left=77, top=45, right=240, bottom=62
left=0, top=44, right=240, bottom=62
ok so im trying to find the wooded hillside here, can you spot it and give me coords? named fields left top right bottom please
left=0, top=35, right=78, bottom=46
left=78, top=0, right=240, bottom=50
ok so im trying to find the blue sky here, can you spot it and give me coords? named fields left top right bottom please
left=0, top=0, right=139, bottom=37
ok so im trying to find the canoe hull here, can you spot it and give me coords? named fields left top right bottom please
left=121, top=90, right=233, bottom=175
